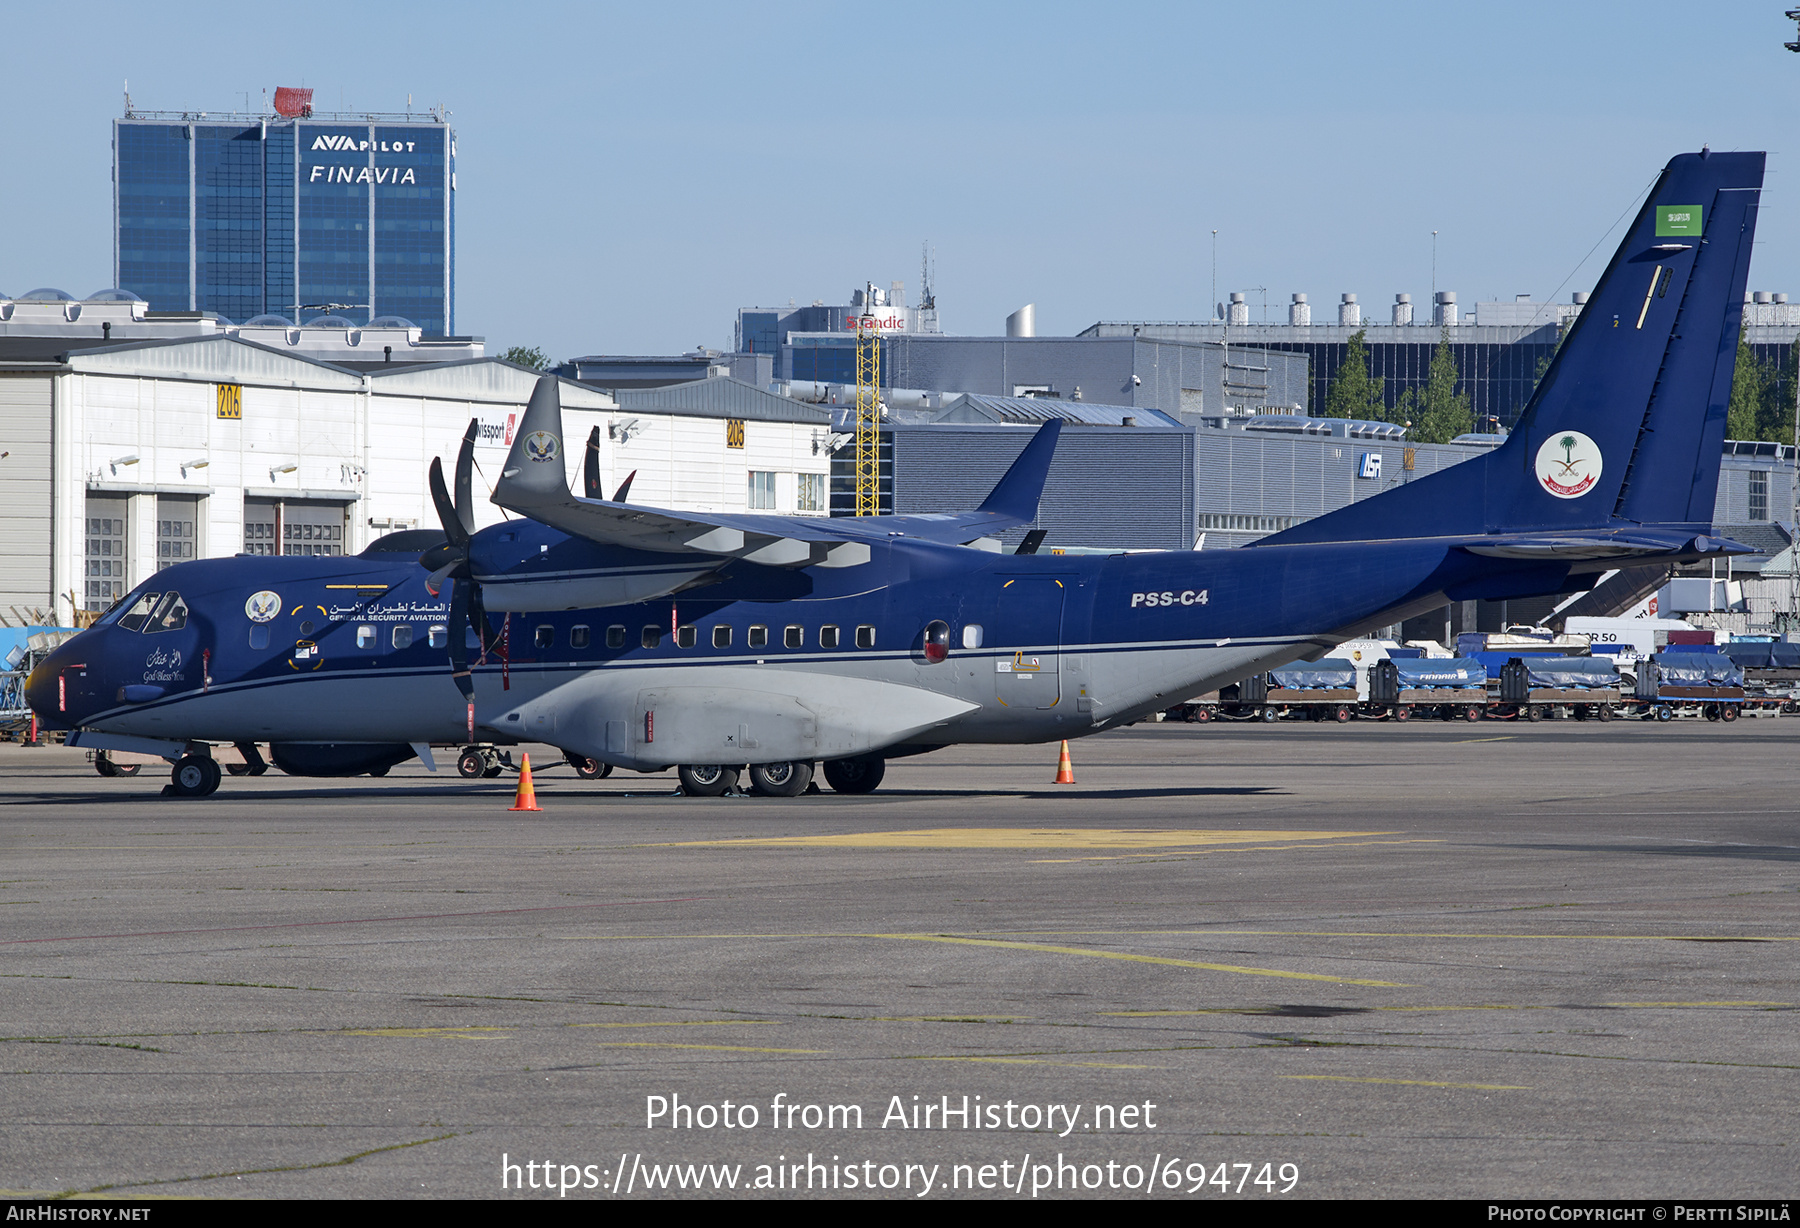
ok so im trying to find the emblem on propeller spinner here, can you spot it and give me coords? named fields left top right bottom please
left=244, top=590, right=281, bottom=623
left=524, top=430, right=561, bottom=463
left=1534, top=430, right=1602, bottom=499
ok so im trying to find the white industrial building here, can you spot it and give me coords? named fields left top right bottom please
left=0, top=336, right=831, bottom=624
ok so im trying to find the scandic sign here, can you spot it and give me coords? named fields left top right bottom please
left=841, top=314, right=907, bottom=331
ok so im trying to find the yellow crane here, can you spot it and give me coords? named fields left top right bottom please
left=853, top=310, right=882, bottom=515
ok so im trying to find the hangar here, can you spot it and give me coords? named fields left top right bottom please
left=0, top=337, right=830, bottom=624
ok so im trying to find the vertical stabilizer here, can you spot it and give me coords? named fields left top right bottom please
left=1261, top=151, right=1764, bottom=546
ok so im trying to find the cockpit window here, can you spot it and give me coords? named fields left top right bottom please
left=145, top=592, right=188, bottom=633
left=116, top=592, right=162, bottom=633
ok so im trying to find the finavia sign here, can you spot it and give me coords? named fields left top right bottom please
left=311, top=136, right=419, bottom=153
left=309, top=166, right=418, bottom=184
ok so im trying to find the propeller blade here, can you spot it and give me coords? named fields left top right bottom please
left=422, top=559, right=461, bottom=597
left=610, top=469, right=637, bottom=503
left=447, top=579, right=474, bottom=701
left=584, top=426, right=603, bottom=500
left=428, top=457, right=469, bottom=548
left=453, top=422, right=477, bottom=535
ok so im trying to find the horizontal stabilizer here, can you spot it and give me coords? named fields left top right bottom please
left=490, top=375, right=1063, bottom=563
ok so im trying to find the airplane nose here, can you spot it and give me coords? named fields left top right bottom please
left=26, top=639, right=82, bottom=728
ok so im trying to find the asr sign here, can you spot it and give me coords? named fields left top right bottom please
left=216, top=384, right=243, bottom=420
left=725, top=418, right=746, bottom=449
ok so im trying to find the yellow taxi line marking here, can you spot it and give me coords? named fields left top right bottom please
left=596, top=1043, right=824, bottom=1054
left=1452, top=736, right=1515, bottom=744
left=1281, top=1075, right=1529, bottom=1090
left=1031, top=838, right=1441, bottom=863
left=976, top=929, right=1800, bottom=942
left=342, top=1027, right=509, bottom=1039
left=1605, top=993, right=1785, bottom=1001
left=887, top=934, right=1408, bottom=987
left=875, top=1016, right=1023, bottom=1022
left=907, top=1051, right=1144, bottom=1058
left=567, top=1020, right=779, bottom=1028
left=658, top=828, right=1393, bottom=850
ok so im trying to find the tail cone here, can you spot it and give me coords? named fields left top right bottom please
left=510, top=752, right=541, bottom=811
left=1053, top=740, right=1075, bottom=785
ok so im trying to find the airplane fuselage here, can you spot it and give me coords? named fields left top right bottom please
left=33, top=527, right=1557, bottom=758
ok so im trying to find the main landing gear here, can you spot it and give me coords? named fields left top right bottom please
left=673, top=755, right=882, bottom=797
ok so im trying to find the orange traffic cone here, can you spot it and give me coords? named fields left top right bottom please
left=1053, top=740, right=1075, bottom=784
left=509, top=753, right=541, bottom=811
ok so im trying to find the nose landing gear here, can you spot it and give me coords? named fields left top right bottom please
left=167, top=753, right=222, bottom=798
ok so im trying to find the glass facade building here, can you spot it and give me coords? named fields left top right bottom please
left=115, top=114, right=455, bottom=334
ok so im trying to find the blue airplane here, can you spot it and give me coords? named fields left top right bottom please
left=29, top=150, right=1764, bottom=799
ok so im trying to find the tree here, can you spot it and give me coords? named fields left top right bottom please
left=501, top=345, right=550, bottom=371
left=1323, top=330, right=1385, bottom=420
left=1723, top=328, right=1797, bottom=444
left=1405, top=330, right=1475, bottom=444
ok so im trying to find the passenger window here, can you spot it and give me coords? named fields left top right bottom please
left=748, top=625, right=768, bottom=648
left=642, top=625, right=662, bottom=649
left=784, top=625, right=803, bottom=649
left=963, top=624, right=984, bottom=649
left=713, top=625, right=732, bottom=649
left=392, top=625, right=414, bottom=649
left=820, top=625, right=840, bottom=649
left=856, top=625, right=876, bottom=649
left=535, top=624, right=555, bottom=649
left=675, top=625, right=696, bottom=649
left=248, top=625, right=270, bottom=650
left=429, top=625, right=448, bottom=649
left=147, top=592, right=188, bottom=633
left=118, top=592, right=161, bottom=633
left=571, top=625, right=591, bottom=649
left=357, top=625, right=377, bottom=649
left=607, top=625, right=626, bottom=649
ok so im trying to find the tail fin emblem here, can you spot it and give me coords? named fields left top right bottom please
left=1536, top=431, right=1602, bottom=499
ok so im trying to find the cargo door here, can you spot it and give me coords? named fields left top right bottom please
left=993, top=576, right=1066, bottom=710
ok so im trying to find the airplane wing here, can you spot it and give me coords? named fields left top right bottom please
left=490, top=375, right=1061, bottom=566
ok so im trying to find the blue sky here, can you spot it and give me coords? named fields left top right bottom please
left=3, top=2, right=1797, bottom=359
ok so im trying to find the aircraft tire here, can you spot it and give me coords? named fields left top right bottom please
left=456, top=749, right=486, bottom=778
left=170, top=754, right=221, bottom=799
left=94, top=754, right=120, bottom=778
left=679, top=764, right=739, bottom=797
left=570, top=754, right=612, bottom=780
left=823, top=755, right=885, bottom=795
left=226, top=762, right=252, bottom=776
left=749, top=761, right=813, bottom=798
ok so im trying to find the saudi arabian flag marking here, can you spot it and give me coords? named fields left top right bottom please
left=1656, top=205, right=1703, bottom=237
